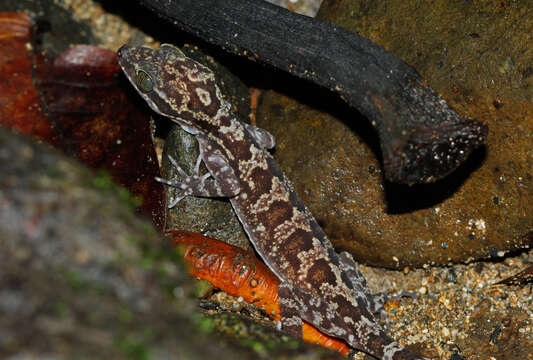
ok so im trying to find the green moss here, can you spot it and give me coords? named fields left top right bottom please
left=43, top=164, right=62, bottom=180
left=279, top=336, right=300, bottom=350
left=54, top=301, right=69, bottom=317
left=173, top=244, right=187, bottom=258
left=140, top=257, right=154, bottom=270
left=192, top=280, right=213, bottom=298
left=119, top=308, right=134, bottom=324
left=118, top=187, right=143, bottom=207
left=239, top=339, right=267, bottom=357
left=91, top=170, right=142, bottom=208
left=127, top=235, right=141, bottom=245
left=207, top=312, right=308, bottom=357
left=91, top=170, right=114, bottom=189
left=139, top=222, right=157, bottom=237
left=138, top=244, right=160, bottom=268
left=191, top=313, right=216, bottom=334
left=65, top=269, right=86, bottom=290
left=113, top=333, right=150, bottom=360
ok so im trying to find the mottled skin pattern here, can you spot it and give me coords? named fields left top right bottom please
left=117, top=44, right=428, bottom=360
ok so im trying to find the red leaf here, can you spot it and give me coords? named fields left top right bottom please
left=0, top=13, right=165, bottom=230
left=0, top=13, right=59, bottom=144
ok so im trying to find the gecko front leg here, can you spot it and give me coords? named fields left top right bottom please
left=157, top=134, right=241, bottom=207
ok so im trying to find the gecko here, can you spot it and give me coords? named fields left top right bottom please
left=117, top=43, right=428, bottom=360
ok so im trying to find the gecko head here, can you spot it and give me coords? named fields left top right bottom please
left=117, top=44, right=220, bottom=125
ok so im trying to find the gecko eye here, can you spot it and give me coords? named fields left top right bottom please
left=136, top=69, right=153, bottom=93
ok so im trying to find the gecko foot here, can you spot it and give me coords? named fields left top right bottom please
left=156, top=155, right=212, bottom=208
left=157, top=153, right=241, bottom=208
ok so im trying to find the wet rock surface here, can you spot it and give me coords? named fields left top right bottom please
left=256, top=0, right=532, bottom=268
left=457, top=300, right=531, bottom=360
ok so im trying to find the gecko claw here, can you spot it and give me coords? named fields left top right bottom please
left=167, top=194, right=186, bottom=208
left=193, top=152, right=203, bottom=175
left=155, top=176, right=189, bottom=208
left=154, top=176, right=177, bottom=187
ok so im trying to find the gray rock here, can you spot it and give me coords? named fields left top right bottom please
left=0, top=127, right=263, bottom=359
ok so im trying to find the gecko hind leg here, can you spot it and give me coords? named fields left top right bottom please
left=278, top=282, right=303, bottom=338
left=280, top=280, right=424, bottom=360
left=338, top=251, right=378, bottom=312
left=338, top=251, right=389, bottom=327
left=339, top=251, right=417, bottom=329
left=279, top=282, right=350, bottom=341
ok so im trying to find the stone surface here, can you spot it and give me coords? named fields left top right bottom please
left=0, top=127, right=235, bottom=358
left=256, top=0, right=532, bottom=268
left=457, top=300, right=532, bottom=360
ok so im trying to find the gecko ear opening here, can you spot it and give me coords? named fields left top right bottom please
left=136, top=69, right=154, bottom=93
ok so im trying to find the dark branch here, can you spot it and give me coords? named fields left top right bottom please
left=136, top=0, right=488, bottom=184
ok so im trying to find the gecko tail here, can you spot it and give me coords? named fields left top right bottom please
left=388, top=348, right=430, bottom=360
left=356, top=332, right=430, bottom=360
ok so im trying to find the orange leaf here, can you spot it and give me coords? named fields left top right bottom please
left=169, top=230, right=350, bottom=356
